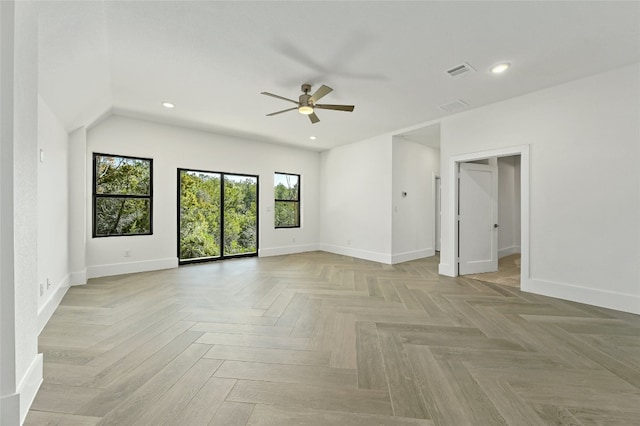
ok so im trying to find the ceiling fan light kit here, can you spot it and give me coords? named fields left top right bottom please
left=261, top=83, right=355, bottom=124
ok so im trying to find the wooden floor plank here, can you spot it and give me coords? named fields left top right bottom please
left=377, top=330, right=430, bottom=419
left=355, top=321, right=387, bottom=390
left=214, top=359, right=356, bottom=387
left=210, top=401, right=255, bottom=426
left=30, top=383, right=103, bottom=415
left=406, top=345, right=478, bottom=426
left=227, top=379, right=392, bottom=416
left=23, top=411, right=101, bottom=426
left=203, top=344, right=331, bottom=366
left=174, top=377, right=237, bottom=426
left=89, top=321, right=197, bottom=388
left=196, top=331, right=309, bottom=350
left=131, top=358, right=222, bottom=425
left=189, top=321, right=292, bottom=337
left=95, top=343, right=211, bottom=425
left=246, top=404, right=433, bottom=426
left=75, top=331, right=203, bottom=417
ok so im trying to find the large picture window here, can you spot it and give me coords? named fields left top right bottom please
left=274, top=172, right=300, bottom=228
left=93, top=153, right=153, bottom=237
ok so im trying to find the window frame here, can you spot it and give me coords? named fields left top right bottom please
left=274, top=172, right=301, bottom=229
left=92, top=152, right=154, bottom=238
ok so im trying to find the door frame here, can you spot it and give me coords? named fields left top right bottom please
left=177, top=168, right=260, bottom=265
left=445, top=145, right=529, bottom=284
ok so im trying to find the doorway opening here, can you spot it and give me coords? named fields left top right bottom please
left=177, top=169, right=259, bottom=264
left=448, top=145, right=529, bottom=288
left=465, top=154, right=522, bottom=287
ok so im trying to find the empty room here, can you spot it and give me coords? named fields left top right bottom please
left=1, top=1, right=639, bottom=425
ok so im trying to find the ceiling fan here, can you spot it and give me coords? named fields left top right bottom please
left=261, top=84, right=355, bottom=124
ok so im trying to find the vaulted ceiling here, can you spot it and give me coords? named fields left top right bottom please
left=37, top=1, right=640, bottom=151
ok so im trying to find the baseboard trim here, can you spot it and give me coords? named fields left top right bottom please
left=87, top=258, right=178, bottom=279
left=258, top=244, right=320, bottom=257
left=499, top=245, right=521, bottom=258
left=37, top=275, right=70, bottom=334
left=69, top=269, right=87, bottom=286
left=18, top=354, right=43, bottom=424
left=522, top=277, right=640, bottom=315
left=391, top=248, right=435, bottom=264
left=438, top=262, right=455, bottom=277
left=319, top=244, right=391, bottom=264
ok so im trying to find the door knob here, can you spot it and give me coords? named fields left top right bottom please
left=493, top=224, right=499, bottom=228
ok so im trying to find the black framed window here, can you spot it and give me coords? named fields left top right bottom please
left=93, top=153, right=153, bottom=237
left=274, top=172, right=300, bottom=228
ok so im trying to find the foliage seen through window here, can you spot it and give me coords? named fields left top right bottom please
left=93, top=154, right=152, bottom=237
left=178, top=170, right=258, bottom=261
left=274, top=172, right=300, bottom=228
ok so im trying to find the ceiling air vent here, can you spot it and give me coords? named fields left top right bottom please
left=446, top=62, right=476, bottom=79
left=438, top=99, right=469, bottom=113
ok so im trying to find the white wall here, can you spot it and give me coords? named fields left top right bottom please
left=0, top=1, right=42, bottom=424
left=319, top=134, right=393, bottom=263
left=0, top=2, right=19, bottom=423
left=68, top=126, right=87, bottom=285
left=440, top=64, right=640, bottom=314
left=37, top=95, right=69, bottom=331
left=497, top=155, right=520, bottom=258
left=391, top=138, right=439, bottom=263
left=86, top=115, right=320, bottom=277
left=13, top=1, right=40, bottom=401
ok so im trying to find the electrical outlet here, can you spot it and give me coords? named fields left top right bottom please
left=292, top=238, right=296, bottom=243
left=124, top=249, right=131, bottom=257
left=347, top=239, right=351, bottom=246
left=46, top=278, right=51, bottom=289
left=39, top=284, right=44, bottom=296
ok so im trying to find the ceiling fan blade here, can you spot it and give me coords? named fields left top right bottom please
left=309, top=85, right=333, bottom=103
left=261, top=92, right=299, bottom=105
left=309, top=112, right=320, bottom=124
left=266, top=107, right=298, bottom=116
left=315, top=104, right=355, bottom=112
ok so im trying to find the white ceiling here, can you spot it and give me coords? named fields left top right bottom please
left=37, top=1, right=640, bottom=151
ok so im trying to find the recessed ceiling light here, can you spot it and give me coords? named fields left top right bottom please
left=309, top=136, right=317, bottom=140
left=161, top=101, right=175, bottom=109
left=490, top=62, right=511, bottom=74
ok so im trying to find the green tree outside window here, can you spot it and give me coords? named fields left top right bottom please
left=275, top=172, right=300, bottom=228
left=93, top=153, right=152, bottom=237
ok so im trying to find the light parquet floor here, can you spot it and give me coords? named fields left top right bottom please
left=26, top=252, right=640, bottom=425
left=466, top=254, right=521, bottom=288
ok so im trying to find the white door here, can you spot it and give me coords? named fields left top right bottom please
left=458, top=162, right=498, bottom=275
left=435, top=177, right=441, bottom=251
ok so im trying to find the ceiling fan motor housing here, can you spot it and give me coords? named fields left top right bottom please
left=299, top=93, right=312, bottom=107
